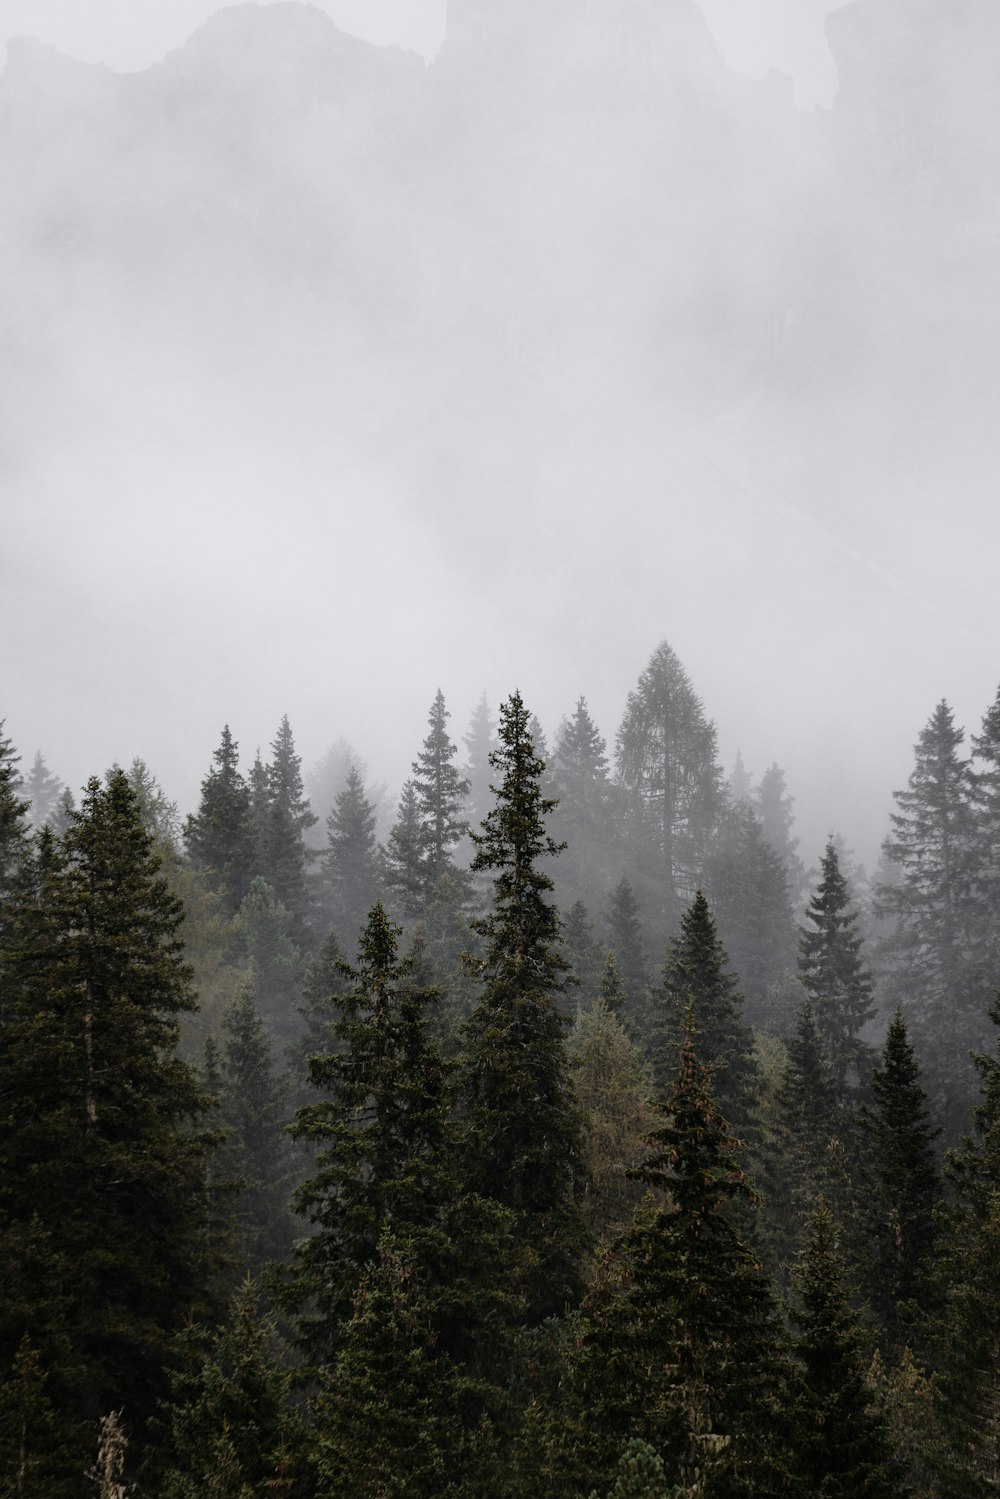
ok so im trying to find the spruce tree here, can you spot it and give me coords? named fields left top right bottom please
left=860, top=1010, right=940, bottom=1355
left=286, top=901, right=453, bottom=1365
left=184, top=725, right=256, bottom=916
left=876, top=700, right=982, bottom=1137
left=971, top=684, right=1000, bottom=998
left=412, top=689, right=470, bottom=892
left=0, top=719, right=30, bottom=905
left=231, top=876, right=305, bottom=1048
left=755, top=762, right=806, bottom=905
left=322, top=763, right=381, bottom=947
left=460, top=690, right=588, bottom=1324
left=799, top=837, right=876, bottom=1094
left=0, top=772, right=216, bottom=1476
left=265, top=717, right=317, bottom=932
left=22, top=750, right=63, bottom=831
left=461, top=694, right=498, bottom=831
left=605, top=876, right=649, bottom=1031
left=561, top=897, right=604, bottom=1016
left=615, top=642, right=724, bottom=925
left=569, top=1033, right=793, bottom=1497
left=707, top=804, right=798, bottom=1028
left=790, top=1201, right=900, bottom=1498
left=384, top=778, right=427, bottom=919
left=648, top=890, right=760, bottom=1141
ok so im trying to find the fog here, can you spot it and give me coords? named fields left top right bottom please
left=3, top=0, right=999, bottom=872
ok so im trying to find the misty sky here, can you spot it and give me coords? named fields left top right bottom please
left=0, top=0, right=841, bottom=105
left=3, top=0, right=998, bottom=880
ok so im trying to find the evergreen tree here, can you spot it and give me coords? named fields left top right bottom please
left=790, top=1202, right=900, bottom=1498
left=755, top=762, right=806, bottom=904
left=460, top=690, right=588, bottom=1324
left=0, top=719, right=30, bottom=904
left=799, top=837, right=876, bottom=1094
left=971, top=684, right=1000, bottom=997
left=161, top=1278, right=307, bottom=1498
left=552, top=698, right=615, bottom=842
left=648, top=890, right=760, bottom=1141
left=860, top=1010, right=940, bottom=1354
left=615, top=642, right=724, bottom=925
left=876, top=701, right=982, bottom=1137
left=286, top=901, right=453, bottom=1365
left=727, top=751, right=754, bottom=806
left=707, top=804, right=798, bottom=1029
left=461, top=694, right=498, bottom=832
left=561, top=898, right=604, bottom=1017
left=231, top=876, right=305, bottom=1048
left=605, top=876, right=649, bottom=1031
left=313, top=1232, right=472, bottom=1499
left=569, top=996, right=656, bottom=1247
left=384, top=778, right=427, bottom=920
left=22, top=750, right=63, bottom=831
left=412, top=690, right=471, bottom=892
left=0, top=1335, right=69, bottom=1498
left=0, top=772, right=216, bottom=1476
left=119, top=756, right=180, bottom=849
left=588, top=1440, right=682, bottom=1499
left=597, top=949, right=629, bottom=1021
left=569, top=1033, right=793, bottom=1497
left=265, top=717, right=317, bottom=931
left=322, top=763, right=381, bottom=947
left=184, top=726, right=257, bottom=916
left=217, top=989, right=295, bottom=1277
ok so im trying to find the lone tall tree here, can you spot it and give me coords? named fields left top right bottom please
left=461, top=690, right=588, bottom=1323
left=412, top=689, right=470, bottom=894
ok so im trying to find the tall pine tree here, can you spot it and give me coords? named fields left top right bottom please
left=799, top=837, right=876, bottom=1095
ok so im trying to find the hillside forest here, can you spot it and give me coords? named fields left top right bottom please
left=3, top=639, right=1000, bottom=1496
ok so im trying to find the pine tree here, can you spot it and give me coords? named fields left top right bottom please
left=648, top=890, right=760, bottom=1141
left=217, top=989, right=295, bottom=1276
left=552, top=698, right=615, bottom=843
left=462, top=694, right=498, bottom=831
left=384, top=779, right=428, bottom=919
left=860, top=1010, right=940, bottom=1354
left=562, top=898, right=604, bottom=1016
left=799, top=837, right=876, bottom=1094
left=313, top=1233, right=473, bottom=1499
left=971, top=684, right=1000, bottom=999
left=790, top=1201, right=899, bottom=1498
left=265, top=717, right=317, bottom=931
left=161, top=1278, right=307, bottom=1498
left=0, top=1335, right=69, bottom=1498
left=707, top=804, right=798, bottom=1029
left=286, top=901, right=453, bottom=1365
left=755, top=762, right=806, bottom=904
left=876, top=701, right=982, bottom=1137
left=22, top=750, right=63, bottom=831
left=184, top=726, right=257, bottom=916
left=460, top=691, right=588, bottom=1324
left=322, top=763, right=382, bottom=947
left=588, top=1439, right=682, bottom=1499
left=0, top=720, right=30, bottom=905
left=569, top=1033, right=793, bottom=1497
left=605, top=876, right=649, bottom=1031
left=615, top=642, right=724, bottom=925
left=231, top=876, right=305, bottom=1048
left=412, top=691, right=471, bottom=892
left=0, top=772, right=216, bottom=1476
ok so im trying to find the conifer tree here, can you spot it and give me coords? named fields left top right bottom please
left=287, top=901, right=453, bottom=1365
left=790, top=1202, right=899, bottom=1498
left=184, top=725, right=257, bottom=916
left=876, top=701, right=982, bottom=1136
left=0, top=1335, right=69, bottom=1498
left=570, top=1033, right=792, bottom=1497
left=322, top=763, right=381, bottom=947
left=231, top=876, right=305, bottom=1048
left=615, top=642, right=724, bottom=924
left=384, top=778, right=427, bottom=919
left=597, top=949, right=628, bottom=1021
left=799, top=837, right=876, bottom=1094
left=605, top=876, right=649, bottom=1030
left=412, top=691, right=471, bottom=891
left=562, top=898, right=604, bottom=1016
left=217, top=988, right=295, bottom=1276
left=569, top=996, right=655, bottom=1246
left=265, top=717, right=317, bottom=931
left=755, top=762, right=806, bottom=904
left=22, top=750, right=63, bottom=831
left=860, top=1010, right=940, bottom=1354
left=552, top=697, right=615, bottom=843
left=460, top=691, right=588, bottom=1323
left=462, top=694, right=498, bottom=831
left=588, top=1439, right=681, bottom=1499
left=971, top=684, right=1000, bottom=994
left=313, top=1233, right=473, bottom=1499
left=0, top=720, right=29, bottom=904
left=648, top=890, right=759, bottom=1140
left=0, top=772, right=216, bottom=1476
left=707, top=804, right=798, bottom=1028
left=161, top=1278, right=307, bottom=1498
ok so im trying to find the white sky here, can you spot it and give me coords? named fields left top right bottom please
left=0, top=0, right=841, bottom=106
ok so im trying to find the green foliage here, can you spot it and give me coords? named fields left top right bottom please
left=0, top=772, right=217, bottom=1475
left=790, top=1202, right=900, bottom=1497
left=287, top=901, right=454, bottom=1364
left=799, top=837, right=875, bottom=1093
left=411, top=688, right=470, bottom=894
left=588, top=1439, right=683, bottom=1499
left=648, top=891, right=760, bottom=1141
left=605, top=876, right=649, bottom=1031
left=22, top=749, right=63, bottom=832
left=161, top=1278, right=307, bottom=1498
left=184, top=726, right=257, bottom=916
left=461, top=690, right=588, bottom=1323
left=860, top=1010, right=940, bottom=1354
left=0, top=1335, right=72, bottom=1498
left=384, top=778, right=427, bottom=919
left=707, top=805, right=798, bottom=1029
left=461, top=693, right=498, bottom=832
left=264, top=717, right=318, bottom=932
left=322, top=764, right=381, bottom=947
left=230, top=876, right=305, bottom=1047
